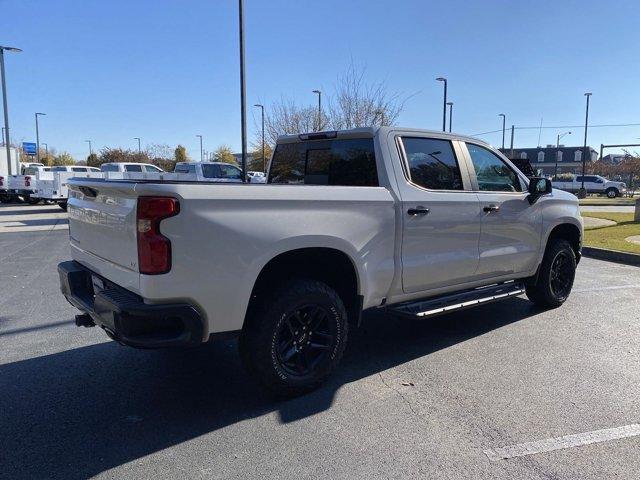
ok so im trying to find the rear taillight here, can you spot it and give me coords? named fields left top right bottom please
left=24, top=176, right=31, bottom=187
left=136, top=196, right=180, bottom=275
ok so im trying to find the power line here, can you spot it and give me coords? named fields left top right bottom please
left=471, top=122, right=640, bottom=137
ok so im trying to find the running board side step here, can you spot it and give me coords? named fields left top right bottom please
left=388, top=281, right=526, bottom=319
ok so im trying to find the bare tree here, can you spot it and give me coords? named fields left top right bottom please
left=328, top=63, right=404, bottom=130
left=260, top=64, right=407, bottom=145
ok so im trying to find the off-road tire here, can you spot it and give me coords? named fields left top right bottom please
left=239, top=278, right=349, bottom=397
left=526, top=239, right=576, bottom=308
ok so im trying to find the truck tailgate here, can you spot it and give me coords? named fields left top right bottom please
left=67, top=180, right=140, bottom=289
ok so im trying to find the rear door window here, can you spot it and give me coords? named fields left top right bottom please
left=201, top=164, right=221, bottom=178
left=269, top=138, right=378, bottom=186
left=399, top=137, right=463, bottom=190
left=125, top=165, right=143, bottom=172
left=72, top=167, right=87, bottom=172
left=101, top=164, right=118, bottom=172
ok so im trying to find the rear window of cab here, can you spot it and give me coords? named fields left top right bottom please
left=268, top=138, right=378, bottom=186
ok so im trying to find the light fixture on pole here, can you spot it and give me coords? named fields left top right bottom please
left=196, top=135, right=203, bottom=162
left=446, top=102, right=453, bottom=132
left=578, top=92, right=592, bottom=198
left=0, top=45, right=22, bottom=175
left=554, top=131, right=571, bottom=179
left=436, top=77, right=447, bottom=132
left=35, top=112, right=46, bottom=163
left=133, top=137, right=141, bottom=154
left=254, top=104, right=265, bottom=172
left=312, top=90, right=322, bottom=131
left=498, top=113, right=506, bottom=149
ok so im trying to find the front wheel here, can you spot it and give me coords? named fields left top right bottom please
left=239, top=279, right=349, bottom=397
left=606, top=188, right=619, bottom=198
left=526, top=238, right=576, bottom=308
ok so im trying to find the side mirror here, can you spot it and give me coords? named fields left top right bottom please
left=528, top=177, right=552, bottom=203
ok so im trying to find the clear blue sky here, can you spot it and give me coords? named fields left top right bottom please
left=2, top=0, right=640, bottom=160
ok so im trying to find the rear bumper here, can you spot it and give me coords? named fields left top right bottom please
left=58, top=260, right=203, bottom=348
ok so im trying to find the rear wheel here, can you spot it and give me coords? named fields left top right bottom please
left=26, top=196, right=40, bottom=205
left=239, top=279, right=348, bottom=397
left=526, top=239, right=576, bottom=308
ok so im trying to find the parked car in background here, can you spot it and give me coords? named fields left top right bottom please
left=173, top=162, right=244, bottom=182
left=247, top=171, right=267, bottom=183
left=35, top=166, right=102, bottom=210
left=552, top=174, right=626, bottom=198
left=59, top=126, right=583, bottom=397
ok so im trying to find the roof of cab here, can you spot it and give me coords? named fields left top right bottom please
left=276, top=126, right=489, bottom=147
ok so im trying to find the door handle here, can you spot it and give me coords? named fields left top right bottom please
left=483, top=204, right=500, bottom=213
left=407, top=206, right=430, bottom=216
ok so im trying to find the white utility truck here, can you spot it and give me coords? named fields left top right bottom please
left=5, top=165, right=51, bottom=204
left=35, top=166, right=102, bottom=210
left=59, top=127, right=583, bottom=396
left=0, top=148, right=21, bottom=203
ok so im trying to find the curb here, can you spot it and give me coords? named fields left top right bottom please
left=582, top=246, right=640, bottom=267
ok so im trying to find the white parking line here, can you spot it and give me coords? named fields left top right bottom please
left=484, top=424, right=640, bottom=461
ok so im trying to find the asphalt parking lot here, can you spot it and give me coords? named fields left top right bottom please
left=1, top=205, right=640, bottom=480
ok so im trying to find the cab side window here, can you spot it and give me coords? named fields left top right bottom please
left=400, top=137, right=463, bottom=190
left=466, top=143, right=522, bottom=192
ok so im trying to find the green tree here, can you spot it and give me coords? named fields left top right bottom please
left=87, top=153, right=100, bottom=167
left=174, top=145, right=189, bottom=163
left=53, top=152, right=76, bottom=166
left=213, top=145, right=236, bottom=164
left=250, top=141, right=272, bottom=172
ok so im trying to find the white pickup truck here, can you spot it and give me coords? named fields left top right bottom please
left=173, top=161, right=244, bottom=182
left=552, top=174, right=627, bottom=198
left=58, top=127, right=583, bottom=396
left=35, top=166, right=102, bottom=210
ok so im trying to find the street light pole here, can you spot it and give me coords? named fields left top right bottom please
left=35, top=112, right=46, bottom=163
left=579, top=93, right=592, bottom=198
left=254, top=104, right=265, bottom=172
left=1, top=45, right=22, bottom=175
left=85, top=140, right=92, bottom=157
left=238, top=0, right=248, bottom=182
left=446, top=102, right=453, bottom=132
left=42, top=143, right=48, bottom=158
left=1, top=127, right=5, bottom=146
left=498, top=113, right=506, bottom=149
left=312, top=90, right=322, bottom=131
left=196, top=135, right=203, bottom=162
left=436, top=77, right=447, bottom=132
left=134, top=137, right=141, bottom=153
left=554, top=131, right=571, bottom=179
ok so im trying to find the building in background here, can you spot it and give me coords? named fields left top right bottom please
left=600, top=153, right=629, bottom=165
left=499, top=146, right=598, bottom=176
